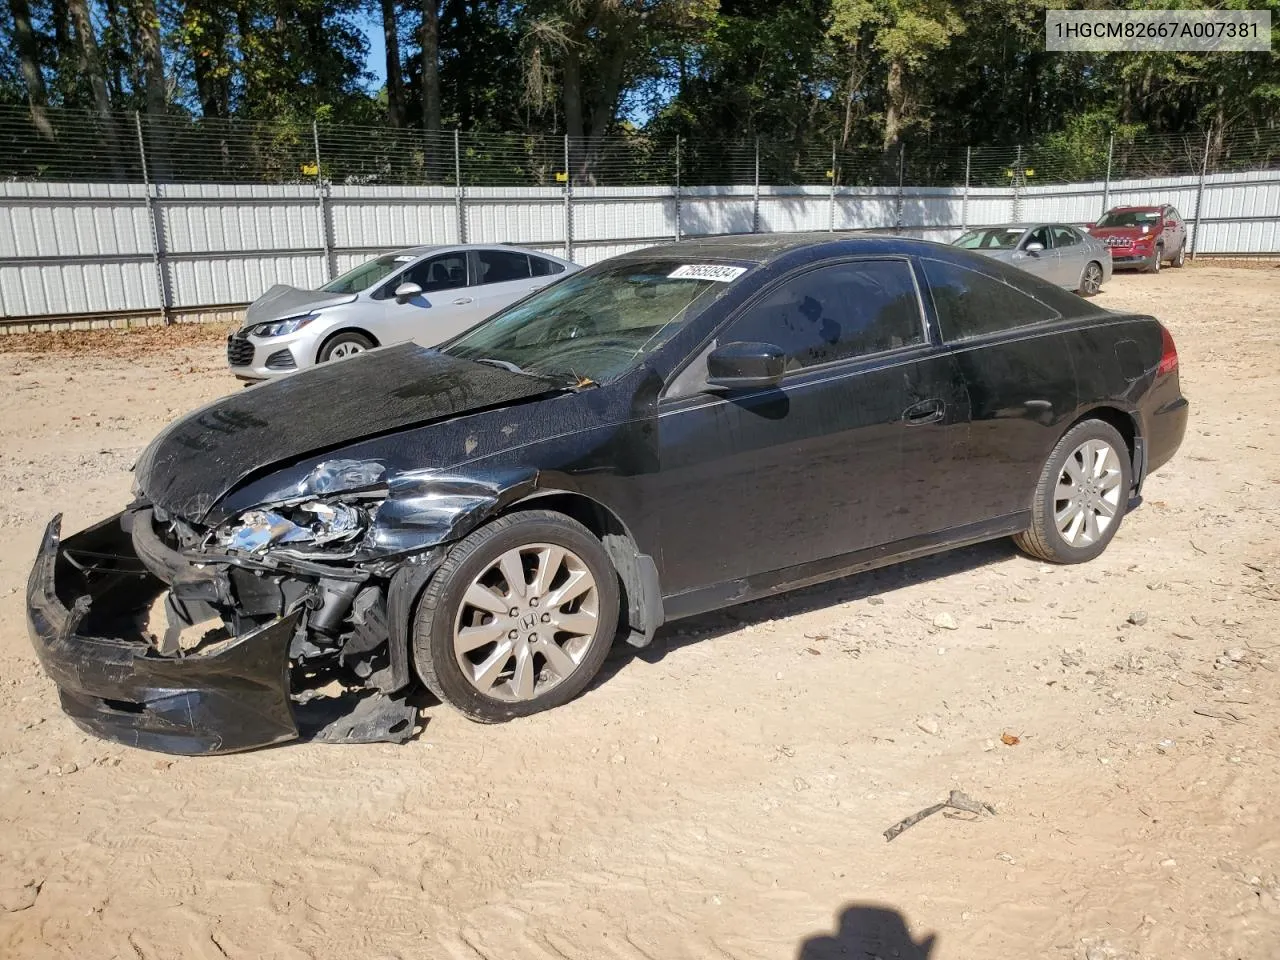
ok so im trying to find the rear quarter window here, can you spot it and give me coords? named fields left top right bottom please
left=921, top=257, right=1102, bottom=342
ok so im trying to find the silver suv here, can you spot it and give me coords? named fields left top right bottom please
left=227, top=244, right=580, bottom=380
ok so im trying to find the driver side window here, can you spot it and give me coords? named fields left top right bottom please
left=375, top=253, right=468, bottom=299
left=1024, top=226, right=1052, bottom=249
left=721, top=259, right=925, bottom=372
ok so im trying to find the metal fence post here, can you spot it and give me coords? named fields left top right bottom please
left=752, top=137, right=761, bottom=234
left=134, top=111, right=170, bottom=325
left=829, top=141, right=837, bottom=231
left=312, top=120, right=333, bottom=282
left=1101, top=133, right=1114, bottom=219
left=454, top=129, right=466, bottom=244
left=563, top=134, right=573, bottom=260
left=1012, top=144, right=1023, bottom=222
left=962, top=146, right=971, bottom=232
left=674, top=135, right=682, bottom=242
left=1191, top=125, right=1212, bottom=260
left=896, top=143, right=905, bottom=233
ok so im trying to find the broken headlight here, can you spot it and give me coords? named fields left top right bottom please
left=219, top=501, right=366, bottom=554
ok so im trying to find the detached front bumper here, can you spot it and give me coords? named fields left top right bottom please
left=26, top=513, right=301, bottom=755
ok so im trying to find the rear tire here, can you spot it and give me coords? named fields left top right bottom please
left=1013, top=419, right=1133, bottom=564
left=318, top=331, right=375, bottom=363
left=1077, top=261, right=1104, bottom=296
left=412, top=510, right=620, bottom=723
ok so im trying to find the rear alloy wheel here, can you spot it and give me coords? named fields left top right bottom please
left=318, top=331, right=375, bottom=363
left=412, top=510, right=619, bottom=722
left=1013, top=419, right=1133, bottom=564
left=1170, top=244, right=1186, bottom=268
left=1078, top=261, right=1104, bottom=296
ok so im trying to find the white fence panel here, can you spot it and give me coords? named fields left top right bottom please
left=1, top=169, right=1278, bottom=323
left=328, top=185, right=457, bottom=251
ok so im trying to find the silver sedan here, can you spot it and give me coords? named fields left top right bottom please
left=227, top=244, right=581, bottom=380
left=951, top=223, right=1112, bottom=296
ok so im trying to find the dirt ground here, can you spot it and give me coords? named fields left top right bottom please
left=1, top=264, right=1278, bottom=960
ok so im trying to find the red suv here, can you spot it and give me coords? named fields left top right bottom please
left=1088, top=205, right=1187, bottom=273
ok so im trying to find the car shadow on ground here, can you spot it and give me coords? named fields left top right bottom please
left=796, top=903, right=937, bottom=959
left=595, top=537, right=1020, bottom=688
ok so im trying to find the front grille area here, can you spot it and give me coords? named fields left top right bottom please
left=226, top=335, right=254, bottom=366
left=265, top=348, right=296, bottom=370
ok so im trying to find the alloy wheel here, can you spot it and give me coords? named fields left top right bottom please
left=1054, top=438, right=1124, bottom=548
left=452, top=543, right=600, bottom=702
left=1081, top=263, right=1103, bottom=295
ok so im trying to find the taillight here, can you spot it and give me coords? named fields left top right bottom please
left=1157, top=325, right=1178, bottom=376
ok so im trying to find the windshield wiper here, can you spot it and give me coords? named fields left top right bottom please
left=474, top=357, right=528, bottom=374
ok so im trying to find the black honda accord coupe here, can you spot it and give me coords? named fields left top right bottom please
left=28, top=233, right=1188, bottom=754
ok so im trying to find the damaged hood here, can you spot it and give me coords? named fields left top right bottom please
left=134, top=343, right=563, bottom=521
left=242, top=284, right=358, bottom=328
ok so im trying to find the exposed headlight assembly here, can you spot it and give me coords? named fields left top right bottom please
left=220, top=501, right=366, bottom=554
left=251, top=313, right=317, bottom=338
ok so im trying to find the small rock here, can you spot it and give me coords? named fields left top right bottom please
left=0, top=879, right=41, bottom=913
left=57, top=761, right=77, bottom=776
left=933, top=612, right=959, bottom=631
left=610, top=753, right=625, bottom=764
left=1156, top=738, right=1176, bottom=754
left=1127, top=611, right=1148, bottom=626
left=1224, top=648, right=1247, bottom=663
left=1160, top=858, right=1177, bottom=867
left=793, top=777, right=811, bottom=792
left=982, top=739, right=997, bottom=752
left=995, top=852, right=1017, bottom=864
left=867, top=597, right=885, bottom=606
left=915, top=715, right=941, bottom=736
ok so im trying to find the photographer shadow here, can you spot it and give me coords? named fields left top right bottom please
left=797, top=903, right=936, bottom=960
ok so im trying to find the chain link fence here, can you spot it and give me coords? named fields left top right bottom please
left=5, top=105, right=1278, bottom=190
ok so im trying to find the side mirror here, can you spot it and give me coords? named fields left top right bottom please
left=1024, top=242, right=1045, bottom=254
left=706, top=341, right=786, bottom=391
left=394, top=281, right=423, bottom=303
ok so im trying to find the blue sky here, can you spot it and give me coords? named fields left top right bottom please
left=357, top=12, right=389, bottom=91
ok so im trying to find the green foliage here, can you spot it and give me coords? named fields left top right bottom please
left=0, top=0, right=1277, bottom=181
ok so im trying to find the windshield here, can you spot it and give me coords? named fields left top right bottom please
left=1096, top=210, right=1161, bottom=228
left=320, top=254, right=413, bottom=294
left=952, top=227, right=1026, bottom=250
left=442, top=259, right=739, bottom=382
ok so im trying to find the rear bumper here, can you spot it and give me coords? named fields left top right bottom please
left=26, top=514, right=300, bottom=755
left=1144, top=392, right=1189, bottom=477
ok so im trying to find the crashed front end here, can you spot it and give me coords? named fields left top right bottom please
left=26, top=459, right=452, bottom=755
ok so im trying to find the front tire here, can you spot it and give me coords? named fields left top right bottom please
left=1170, top=243, right=1186, bottom=268
left=1013, top=419, right=1133, bottom=564
left=318, top=331, right=375, bottom=363
left=412, top=510, right=620, bottom=722
left=1143, top=246, right=1163, bottom=273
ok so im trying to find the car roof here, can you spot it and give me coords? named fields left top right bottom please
left=964, top=223, right=1077, bottom=231
left=621, top=230, right=1103, bottom=265
left=387, top=243, right=570, bottom=261
left=1108, top=205, right=1162, bottom=212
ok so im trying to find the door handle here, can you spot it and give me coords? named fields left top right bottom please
left=903, top=399, right=944, bottom=425
left=452, top=297, right=474, bottom=305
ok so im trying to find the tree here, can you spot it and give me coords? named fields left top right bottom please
left=67, top=0, right=113, bottom=122
left=420, top=0, right=439, bottom=130
left=7, top=0, right=53, bottom=136
left=381, top=0, right=405, bottom=126
left=132, top=0, right=168, bottom=119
